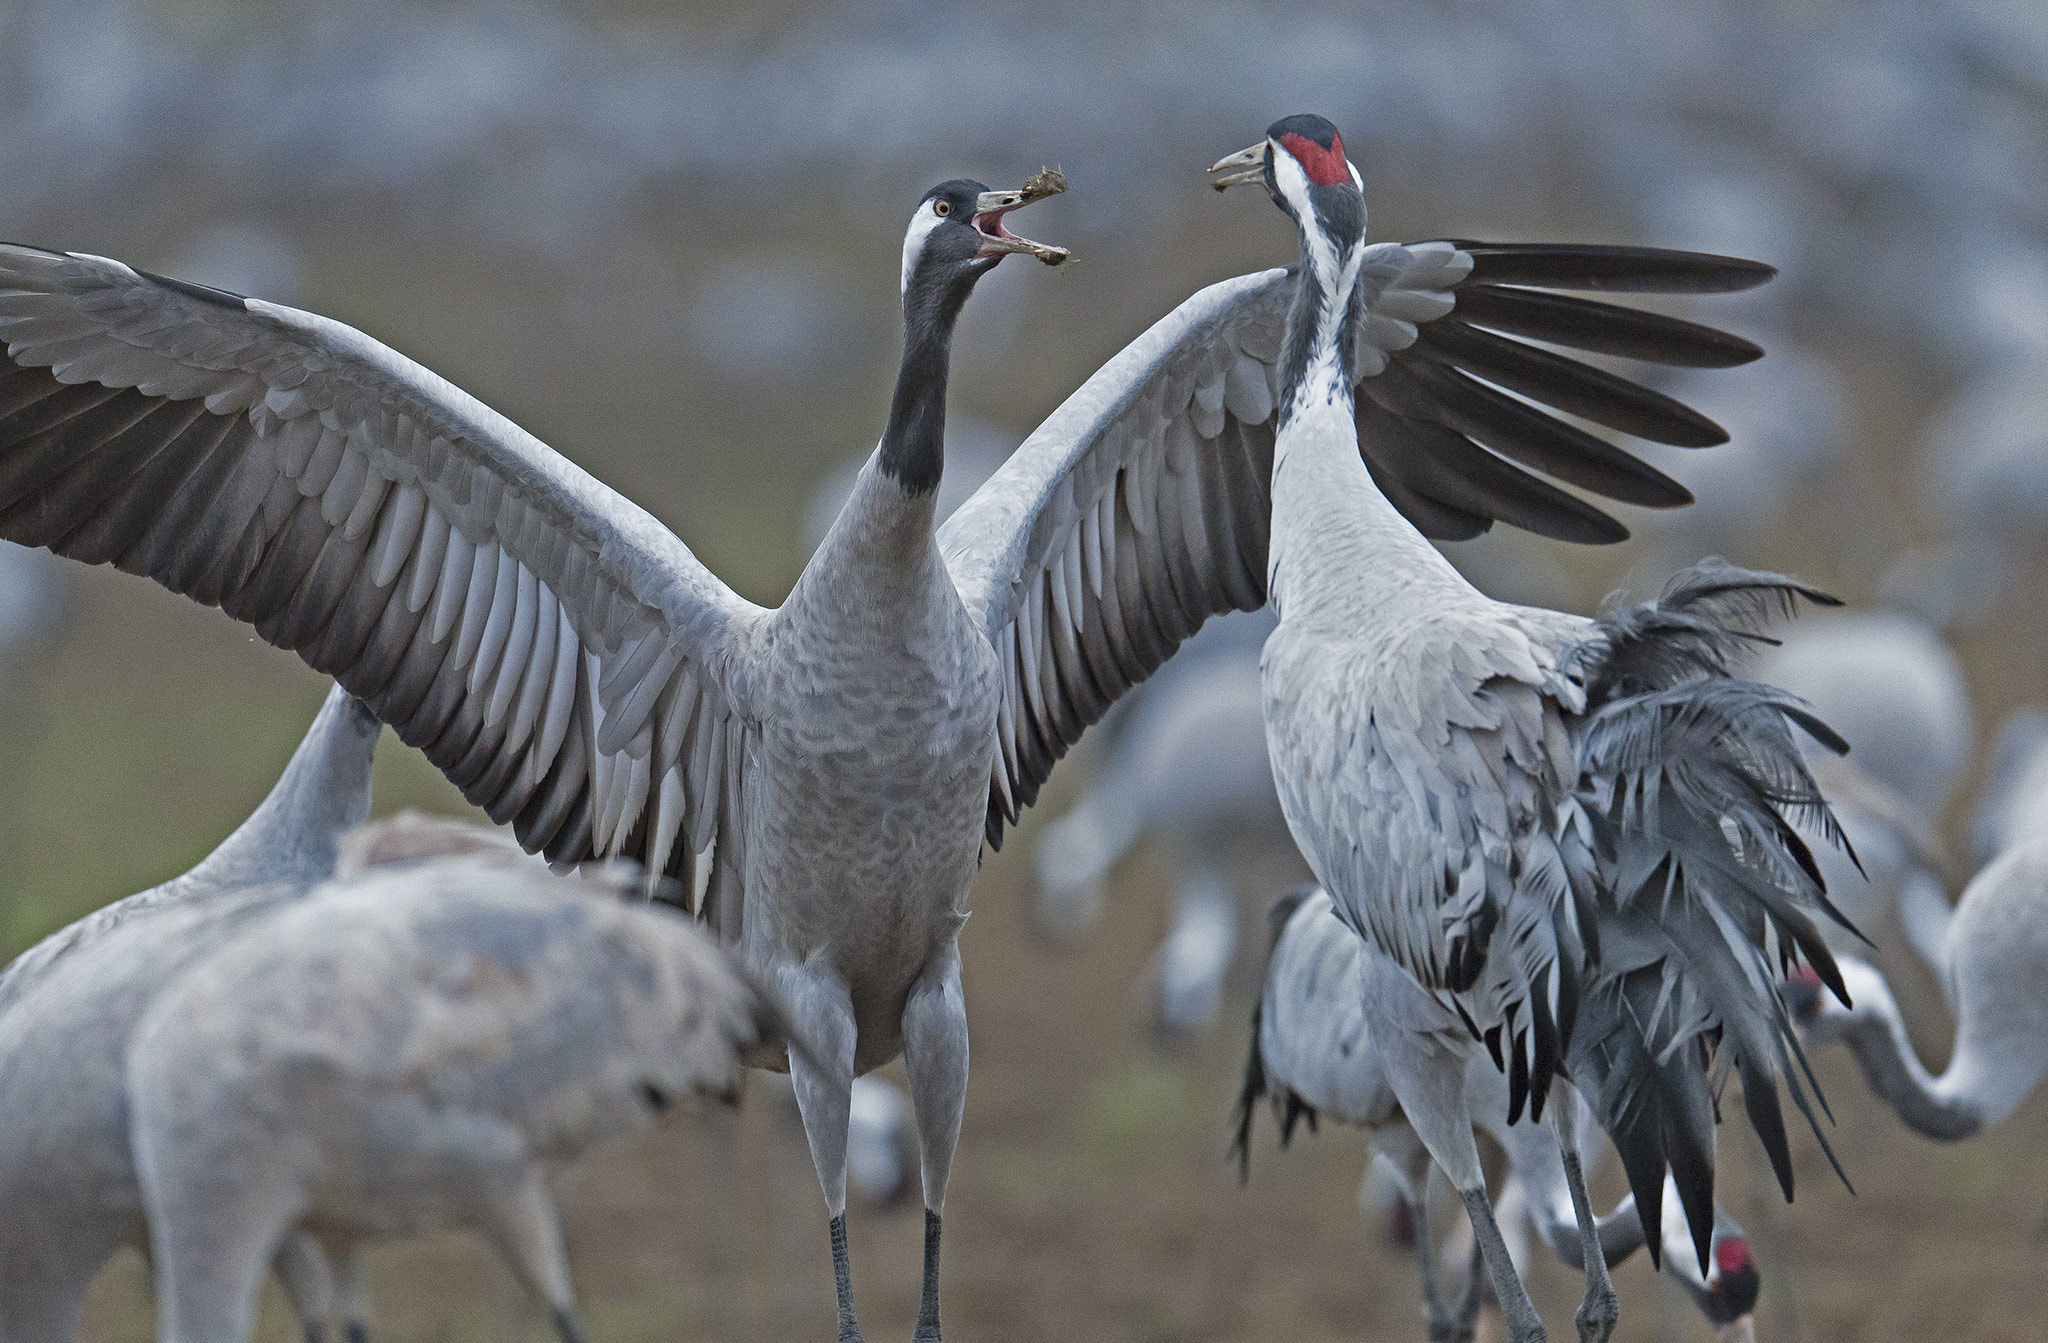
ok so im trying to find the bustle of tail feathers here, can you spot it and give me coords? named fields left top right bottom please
left=1232, top=887, right=1322, bottom=1183
left=1565, top=559, right=1860, bottom=1273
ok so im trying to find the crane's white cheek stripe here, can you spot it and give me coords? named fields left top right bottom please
left=902, top=209, right=946, bottom=294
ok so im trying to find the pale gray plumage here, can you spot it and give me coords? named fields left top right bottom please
left=1205, top=114, right=1849, bottom=1343
left=126, top=856, right=787, bottom=1343
left=0, top=684, right=379, bottom=1343
left=1795, top=837, right=2048, bottom=1140
left=1237, top=889, right=1761, bottom=1343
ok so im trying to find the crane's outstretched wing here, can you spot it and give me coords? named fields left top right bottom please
left=0, top=245, right=763, bottom=903
left=941, top=241, right=1772, bottom=845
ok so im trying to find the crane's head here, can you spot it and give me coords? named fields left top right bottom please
left=1208, top=114, right=1366, bottom=254
left=900, top=174, right=1069, bottom=303
left=1694, top=1237, right=1760, bottom=1343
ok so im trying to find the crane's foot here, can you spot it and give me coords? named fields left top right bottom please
left=1425, top=1310, right=1475, bottom=1343
left=343, top=1325, right=369, bottom=1343
left=912, top=1325, right=942, bottom=1343
left=550, top=1307, right=589, bottom=1343
left=1573, top=1287, right=1617, bottom=1343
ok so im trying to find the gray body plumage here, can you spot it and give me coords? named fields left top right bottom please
left=0, top=684, right=378, bottom=1343
left=127, top=856, right=785, bottom=1343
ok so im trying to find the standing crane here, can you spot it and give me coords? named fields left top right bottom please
left=1206, top=114, right=1853, bottom=1343
left=126, top=854, right=790, bottom=1343
left=0, top=684, right=378, bottom=1343
left=1, top=133, right=1773, bottom=1335
left=1237, top=888, right=1762, bottom=1343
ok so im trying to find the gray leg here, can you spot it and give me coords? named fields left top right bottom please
left=476, top=1171, right=583, bottom=1343
left=1458, top=1185, right=1549, bottom=1343
left=783, top=967, right=862, bottom=1343
left=1403, top=1157, right=1468, bottom=1343
left=829, top=1213, right=862, bottom=1343
left=901, top=949, right=968, bottom=1343
left=330, top=1245, right=372, bottom=1343
left=1550, top=1092, right=1619, bottom=1343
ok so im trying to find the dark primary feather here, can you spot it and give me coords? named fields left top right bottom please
left=1350, top=242, right=1771, bottom=545
left=1450, top=242, right=1779, bottom=294
left=1560, top=560, right=1860, bottom=1274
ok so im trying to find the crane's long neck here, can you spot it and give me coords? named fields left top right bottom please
left=877, top=276, right=974, bottom=506
left=1835, top=976, right=1988, bottom=1141
left=183, top=684, right=380, bottom=892
left=1267, top=211, right=1466, bottom=626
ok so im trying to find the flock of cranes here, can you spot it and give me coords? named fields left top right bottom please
left=0, top=106, right=2041, bottom=1343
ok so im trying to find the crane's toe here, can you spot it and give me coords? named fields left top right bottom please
left=1573, top=1289, right=1618, bottom=1343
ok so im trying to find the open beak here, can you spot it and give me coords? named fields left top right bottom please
left=972, top=167, right=1070, bottom=266
left=1208, top=142, right=1267, bottom=191
left=1716, top=1314, right=1756, bottom=1343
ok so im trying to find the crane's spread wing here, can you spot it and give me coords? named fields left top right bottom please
left=0, top=244, right=764, bottom=895
left=942, top=240, right=1770, bottom=845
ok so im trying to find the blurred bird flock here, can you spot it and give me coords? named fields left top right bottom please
left=4, top=0, right=2048, bottom=1339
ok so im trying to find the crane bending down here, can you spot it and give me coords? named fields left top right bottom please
left=3, top=142, right=1767, bottom=1336
left=127, top=853, right=790, bottom=1343
left=1208, top=115, right=1854, bottom=1343
left=1791, top=837, right=2048, bottom=1141
left=0, top=684, right=379, bottom=1343
left=1237, top=888, right=1761, bottom=1343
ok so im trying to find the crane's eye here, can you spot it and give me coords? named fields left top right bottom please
left=933, top=200, right=952, bottom=217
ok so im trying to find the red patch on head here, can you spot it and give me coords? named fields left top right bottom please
left=1785, top=965, right=1822, bottom=988
left=1715, top=1238, right=1754, bottom=1276
left=1279, top=131, right=1350, bottom=186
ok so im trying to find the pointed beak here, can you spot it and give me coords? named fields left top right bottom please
left=1716, top=1315, right=1756, bottom=1343
left=1208, top=142, right=1267, bottom=191
left=971, top=167, right=1071, bottom=266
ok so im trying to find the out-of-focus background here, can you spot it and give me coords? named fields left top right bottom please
left=5, top=0, right=2047, bottom=1338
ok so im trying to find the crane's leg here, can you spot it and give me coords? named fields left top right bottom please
left=272, top=1232, right=335, bottom=1343
left=1548, top=1087, right=1618, bottom=1343
left=331, top=1244, right=374, bottom=1343
left=782, top=966, right=864, bottom=1343
left=901, top=947, right=969, bottom=1343
left=1373, top=1131, right=1469, bottom=1342
left=477, top=1171, right=586, bottom=1343
left=1378, top=1034, right=1547, bottom=1343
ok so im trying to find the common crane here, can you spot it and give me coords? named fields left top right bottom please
left=126, top=853, right=789, bottom=1343
left=0, top=684, right=378, bottom=1343
left=1208, top=114, right=1853, bottom=1343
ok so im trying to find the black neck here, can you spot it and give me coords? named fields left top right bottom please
left=1277, top=187, right=1367, bottom=424
left=879, top=268, right=981, bottom=496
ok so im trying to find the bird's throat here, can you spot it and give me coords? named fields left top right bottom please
left=879, top=278, right=973, bottom=498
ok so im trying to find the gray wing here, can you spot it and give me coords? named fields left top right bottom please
left=0, top=244, right=763, bottom=888
left=943, top=242, right=1770, bottom=845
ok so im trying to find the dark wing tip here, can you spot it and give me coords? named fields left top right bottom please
left=1446, top=241, right=1779, bottom=294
